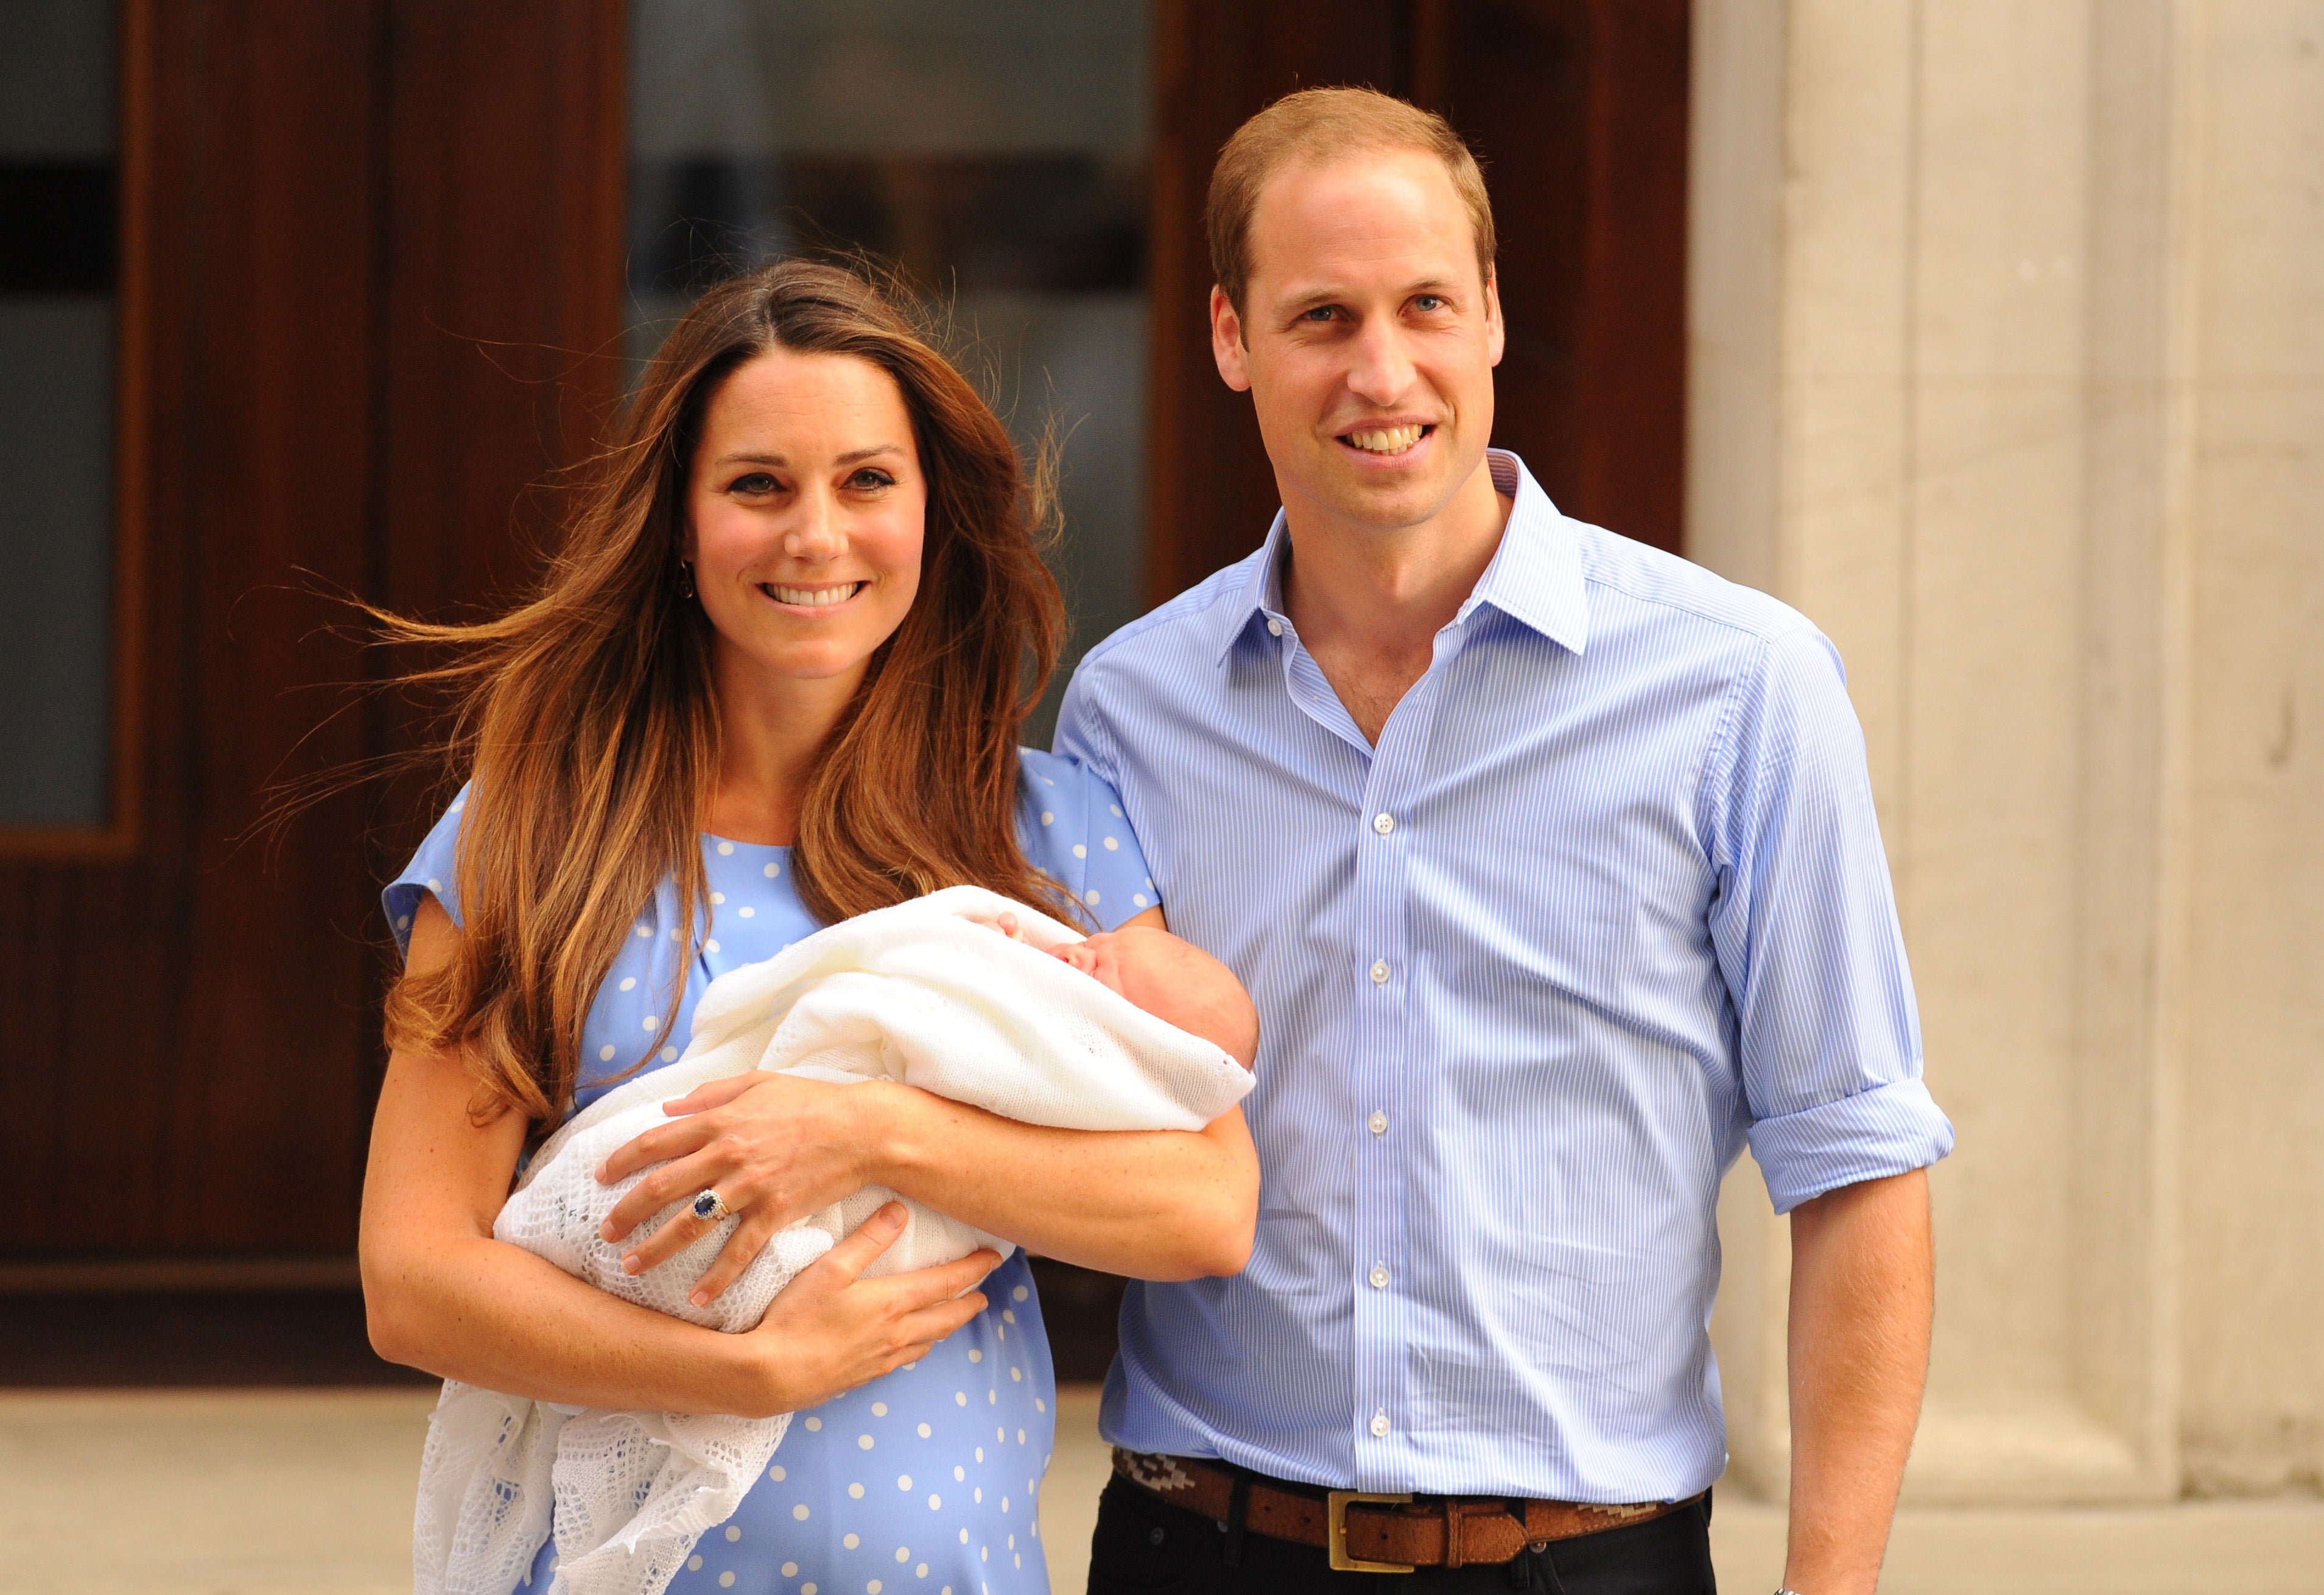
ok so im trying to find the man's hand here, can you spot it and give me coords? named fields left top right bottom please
left=1783, top=1167, right=1933, bottom=1594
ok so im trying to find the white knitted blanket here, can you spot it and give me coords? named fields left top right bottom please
left=412, top=886, right=1252, bottom=1595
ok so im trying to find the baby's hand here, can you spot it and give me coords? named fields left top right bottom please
left=967, top=909, right=1030, bottom=943
left=1048, top=942, right=1100, bottom=976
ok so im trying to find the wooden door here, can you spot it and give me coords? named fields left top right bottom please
left=0, top=0, right=624, bottom=1270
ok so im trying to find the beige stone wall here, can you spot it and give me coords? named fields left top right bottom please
left=1689, top=0, right=2323, bottom=1504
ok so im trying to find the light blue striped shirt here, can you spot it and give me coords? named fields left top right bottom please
left=1055, top=449, right=1953, bottom=1502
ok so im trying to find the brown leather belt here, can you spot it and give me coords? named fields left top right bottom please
left=1112, top=1448, right=1700, bottom=1573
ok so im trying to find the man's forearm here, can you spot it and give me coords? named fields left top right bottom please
left=1783, top=1167, right=1933, bottom=1594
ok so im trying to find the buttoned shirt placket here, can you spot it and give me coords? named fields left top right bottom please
left=1264, top=597, right=1471, bottom=1491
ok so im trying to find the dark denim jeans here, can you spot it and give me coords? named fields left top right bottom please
left=1086, top=1473, right=1718, bottom=1594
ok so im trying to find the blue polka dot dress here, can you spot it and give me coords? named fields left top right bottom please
left=384, top=749, right=1162, bottom=1595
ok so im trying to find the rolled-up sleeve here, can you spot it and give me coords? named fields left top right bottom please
left=1702, top=627, right=1954, bottom=1213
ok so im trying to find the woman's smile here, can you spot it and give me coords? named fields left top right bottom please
left=759, top=579, right=868, bottom=610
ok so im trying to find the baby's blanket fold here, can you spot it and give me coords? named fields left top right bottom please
left=413, top=886, right=1251, bottom=1595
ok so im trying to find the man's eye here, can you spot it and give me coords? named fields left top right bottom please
left=1301, top=305, right=1337, bottom=322
left=1414, top=295, right=1446, bottom=312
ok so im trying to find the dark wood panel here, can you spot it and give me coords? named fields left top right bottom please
left=1417, top=0, right=1689, bottom=552
left=0, top=0, right=627, bottom=1264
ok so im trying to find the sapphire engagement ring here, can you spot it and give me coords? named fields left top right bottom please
left=690, top=1188, right=734, bottom=1224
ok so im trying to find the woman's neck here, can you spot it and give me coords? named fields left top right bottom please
left=703, top=647, right=868, bottom=845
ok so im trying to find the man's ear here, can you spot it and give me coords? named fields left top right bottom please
left=1484, top=267, right=1506, bottom=368
left=1210, top=285, right=1253, bottom=393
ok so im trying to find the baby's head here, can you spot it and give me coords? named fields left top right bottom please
left=981, top=911, right=1257, bottom=1069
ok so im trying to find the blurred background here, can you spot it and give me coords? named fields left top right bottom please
left=0, top=2, right=2315, bottom=1591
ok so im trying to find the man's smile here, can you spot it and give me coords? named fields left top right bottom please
left=1336, top=421, right=1436, bottom=459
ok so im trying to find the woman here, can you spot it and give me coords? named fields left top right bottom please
left=360, top=260, right=1259, bottom=1594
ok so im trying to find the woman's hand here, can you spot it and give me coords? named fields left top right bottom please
left=595, top=1071, right=896, bottom=1298
left=731, top=1201, right=1001, bottom=1417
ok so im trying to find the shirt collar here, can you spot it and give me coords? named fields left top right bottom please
left=1207, top=448, right=1589, bottom=665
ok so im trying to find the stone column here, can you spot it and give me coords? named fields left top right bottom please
left=1687, top=0, right=2323, bottom=1505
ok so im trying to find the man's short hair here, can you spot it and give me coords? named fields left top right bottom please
left=1207, top=86, right=1497, bottom=315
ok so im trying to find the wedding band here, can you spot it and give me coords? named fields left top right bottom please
left=690, top=1188, right=734, bottom=1224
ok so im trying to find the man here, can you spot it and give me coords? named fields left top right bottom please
left=1056, top=88, right=1952, bottom=1594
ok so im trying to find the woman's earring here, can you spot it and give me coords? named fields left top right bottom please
left=677, top=560, right=696, bottom=600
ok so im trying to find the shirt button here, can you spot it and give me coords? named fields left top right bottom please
left=1369, top=959, right=1390, bottom=986
left=1372, top=812, right=1394, bottom=836
left=1370, top=1411, right=1391, bottom=1438
left=1368, top=1262, right=1390, bottom=1289
left=1266, top=618, right=1283, bottom=636
left=1368, top=1110, right=1388, bottom=1136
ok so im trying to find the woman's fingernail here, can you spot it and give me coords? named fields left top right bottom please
left=622, top=1253, right=642, bottom=1275
left=690, top=1290, right=710, bottom=1307
left=600, top=1222, right=617, bottom=1241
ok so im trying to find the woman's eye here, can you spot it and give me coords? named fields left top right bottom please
left=849, top=468, right=896, bottom=490
left=729, top=472, right=778, bottom=495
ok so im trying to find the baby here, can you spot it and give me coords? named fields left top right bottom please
left=417, top=887, right=1257, bottom=1595
left=981, top=909, right=1259, bottom=1070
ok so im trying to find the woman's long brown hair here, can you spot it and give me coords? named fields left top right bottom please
left=379, top=260, right=1073, bottom=1130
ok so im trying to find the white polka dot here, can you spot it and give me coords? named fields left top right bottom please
left=1109, top=804, right=1122, bottom=817
left=958, top=1529, right=969, bottom=1544
left=770, top=1466, right=787, bottom=1482
left=661, top=1046, right=678, bottom=1062
left=1041, top=776, right=1055, bottom=786
left=858, top=1433, right=875, bottom=1449
left=717, top=841, right=734, bottom=856
left=967, top=1350, right=981, bottom=1363
left=844, top=1533, right=860, bottom=1549
left=739, top=906, right=755, bottom=918
left=803, top=1585, right=817, bottom=1595
left=1132, top=893, right=1149, bottom=908
left=449, top=798, right=464, bottom=812
left=642, top=1015, right=659, bottom=1030
left=849, top=1482, right=866, bottom=1499
left=953, top=1466, right=964, bottom=1481
left=1001, top=1309, right=1015, bottom=1324
left=710, top=892, right=725, bottom=905
left=794, top=1504, right=812, bottom=1519
left=426, top=877, right=441, bottom=893
left=636, top=923, right=651, bottom=938
left=670, top=926, right=683, bottom=940
left=1071, top=844, right=1087, bottom=859
left=918, top=1566, right=929, bottom=1579
left=619, top=976, right=636, bottom=991
left=687, top=1555, right=703, bottom=1571
left=975, top=1448, right=984, bottom=1462
left=599, top=1044, right=616, bottom=1062
left=869, top=1582, right=883, bottom=1594
left=1039, top=811, right=1054, bottom=826
left=1002, top=1498, right=1010, bottom=1513
left=954, top=1392, right=966, bottom=1406
left=718, top=1574, right=735, bottom=1590
left=918, top=1423, right=932, bottom=1438
left=1034, top=1398, right=1045, bottom=1413
left=725, top=1524, right=742, bottom=1541
left=1144, top=877, right=1153, bottom=890
left=988, top=1390, right=997, bottom=1405
left=784, top=1564, right=799, bottom=1578
left=764, top=861, right=781, bottom=878
left=1103, top=836, right=1119, bottom=851
left=974, top=1488, right=983, bottom=1503
left=872, top=1401, right=888, bottom=1417
left=806, top=1417, right=822, bottom=1431
left=1012, top=1286, right=1028, bottom=1302
left=395, top=914, right=410, bottom=931
left=1010, top=1367, right=1020, bottom=1382
left=898, top=1474, right=913, bottom=1490
left=1084, top=890, right=1100, bottom=906
left=704, top=938, right=720, bottom=953
left=1017, top=1428, right=1027, bottom=1443
left=929, top=1494, right=941, bottom=1509
left=896, top=1547, right=910, bottom=1563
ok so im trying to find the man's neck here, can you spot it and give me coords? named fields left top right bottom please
left=1278, top=452, right=1514, bottom=745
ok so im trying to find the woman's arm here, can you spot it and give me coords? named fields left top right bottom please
left=359, top=896, right=1000, bottom=1418
left=599, top=906, right=1263, bottom=1300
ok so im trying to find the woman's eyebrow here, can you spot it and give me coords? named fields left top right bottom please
left=709, top=445, right=906, bottom=468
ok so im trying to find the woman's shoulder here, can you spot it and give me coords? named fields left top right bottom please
left=1013, top=748, right=1159, bottom=929
left=382, top=782, right=474, bottom=959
